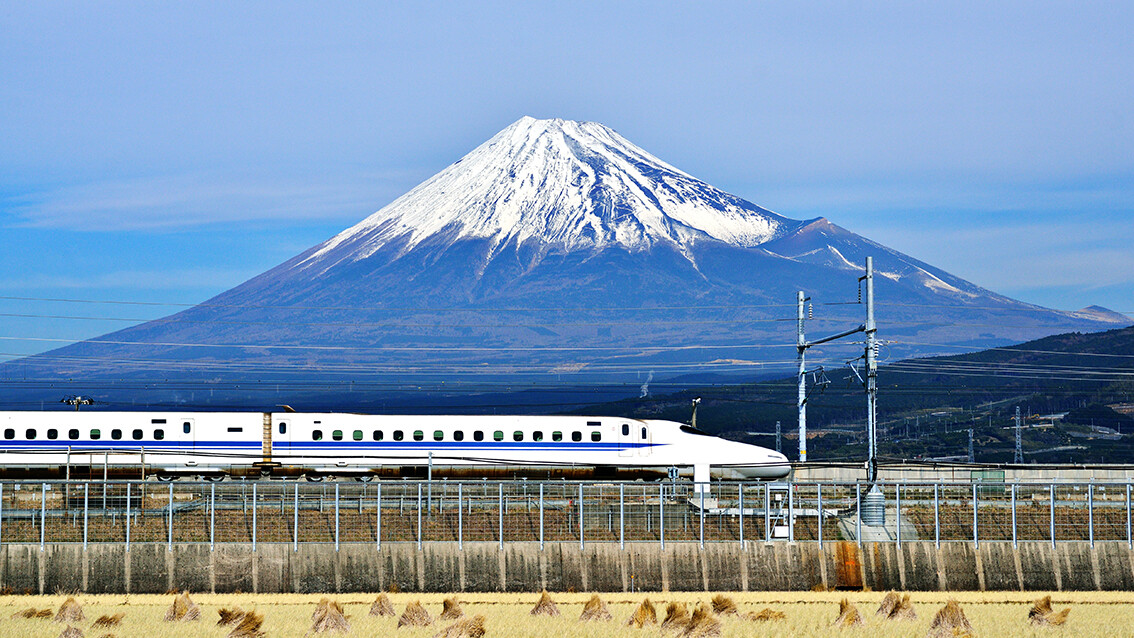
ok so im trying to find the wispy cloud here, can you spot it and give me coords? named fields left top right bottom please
left=3, top=171, right=419, bottom=231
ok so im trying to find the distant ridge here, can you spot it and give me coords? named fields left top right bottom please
left=1, top=117, right=1127, bottom=409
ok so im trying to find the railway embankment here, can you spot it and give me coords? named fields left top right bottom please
left=3, top=540, right=1134, bottom=594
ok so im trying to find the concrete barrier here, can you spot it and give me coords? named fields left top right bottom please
left=3, top=541, right=1133, bottom=593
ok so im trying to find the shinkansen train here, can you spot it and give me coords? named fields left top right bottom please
left=0, top=411, right=791, bottom=482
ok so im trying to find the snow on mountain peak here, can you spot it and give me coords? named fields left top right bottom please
left=301, top=117, right=794, bottom=268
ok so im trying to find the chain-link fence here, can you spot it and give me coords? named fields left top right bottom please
left=0, top=480, right=1130, bottom=548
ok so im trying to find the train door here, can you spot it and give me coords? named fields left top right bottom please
left=619, top=423, right=633, bottom=457
left=276, top=418, right=291, bottom=455
left=179, top=418, right=195, bottom=452
left=637, top=424, right=651, bottom=457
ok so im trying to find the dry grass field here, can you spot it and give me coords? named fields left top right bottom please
left=1, top=591, right=1131, bottom=638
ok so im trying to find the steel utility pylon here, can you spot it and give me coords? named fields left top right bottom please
left=1014, top=406, right=1023, bottom=463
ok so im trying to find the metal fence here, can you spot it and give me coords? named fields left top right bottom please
left=0, top=480, right=1131, bottom=549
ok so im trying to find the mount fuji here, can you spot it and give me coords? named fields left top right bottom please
left=5, top=117, right=1128, bottom=409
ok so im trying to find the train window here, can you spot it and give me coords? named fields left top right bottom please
left=493, top=431, right=503, bottom=441
left=591, top=431, right=601, bottom=442
left=227, top=427, right=243, bottom=433
left=393, top=430, right=404, bottom=441
left=111, top=429, right=122, bottom=440
left=353, top=430, right=363, bottom=441
left=68, top=429, right=79, bottom=440
left=413, top=430, right=424, bottom=441
left=89, top=429, right=100, bottom=440
left=332, top=430, right=343, bottom=441
left=552, top=431, right=562, bottom=442
left=183, top=422, right=191, bottom=434
left=533, top=431, right=543, bottom=442
left=154, top=429, right=165, bottom=440
left=587, top=421, right=601, bottom=426
left=151, top=419, right=166, bottom=424
left=3, top=428, right=12, bottom=440
left=642, top=426, right=648, bottom=440
left=433, top=430, right=443, bottom=441
left=513, top=431, right=523, bottom=441
left=373, top=430, right=383, bottom=441
left=572, top=431, right=582, bottom=442
left=26, top=429, right=36, bottom=439
left=312, top=430, right=323, bottom=441
left=453, top=431, right=464, bottom=442
left=279, top=423, right=287, bottom=434
left=132, top=429, right=143, bottom=440
left=473, top=431, right=484, bottom=441
left=622, top=424, right=630, bottom=436
left=47, top=429, right=58, bottom=440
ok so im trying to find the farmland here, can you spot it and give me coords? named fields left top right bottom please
left=2, top=591, right=1132, bottom=638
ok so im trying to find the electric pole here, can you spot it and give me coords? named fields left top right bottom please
left=775, top=420, right=782, bottom=454
left=864, top=256, right=878, bottom=482
left=1014, top=406, right=1023, bottom=463
left=797, top=291, right=808, bottom=462
left=967, top=428, right=975, bottom=464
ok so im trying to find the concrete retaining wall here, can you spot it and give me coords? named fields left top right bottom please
left=3, top=541, right=1133, bottom=593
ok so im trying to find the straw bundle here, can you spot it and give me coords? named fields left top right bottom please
left=745, top=608, right=786, bottom=622
left=55, top=597, right=85, bottom=624
left=58, top=626, right=84, bottom=638
left=218, top=608, right=246, bottom=626
left=163, top=593, right=200, bottom=622
left=227, top=611, right=265, bottom=638
left=681, top=606, right=721, bottom=638
left=13, top=608, right=54, bottom=619
left=398, top=601, right=434, bottom=628
left=889, top=594, right=917, bottom=621
left=370, top=593, right=396, bottom=617
left=309, top=598, right=350, bottom=634
left=710, top=595, right=737, bottom=616
left=877, top=592, right=901, bottom=617
left=626, top=599, right=657, bottom=628
left=529, top=591, right=560, bottom=617
left=579, top=594, right=612, bottom=622
left=439, top=597, right=464, bottom=621
left=927, top=600, right=974, bottom=638
left=661, top=602, right=690, bottom=632
left=432, top=615, right=486, bottom=638
left=1028, top=596, right=1070, bottom=626
left=92, top=614, right=124, bottom=628
left=833, top=599, right=864, bottom=627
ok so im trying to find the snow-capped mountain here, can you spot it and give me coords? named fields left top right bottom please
left=301, top=116, right=798, bottom=272
left=3, top=117, right=1128, bottom=409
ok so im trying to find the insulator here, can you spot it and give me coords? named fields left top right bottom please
left=857, top=284, right=862, bottom=303
left=808, top=303, right=813, bottom=319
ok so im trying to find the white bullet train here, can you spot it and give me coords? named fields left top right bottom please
left=0, top=411, right=791, bottom=482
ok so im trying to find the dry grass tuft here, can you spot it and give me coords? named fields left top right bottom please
left=626, top=598, right=657, bottom=628
left=163, top=593, right=200, bottom=622
left=439, top=597, right=464, bottom=620
left=55, top=596, right=85, bottom=624
left=927, top=600, right=974, bottom=638
left=59, top=626, right=84, bottom=638
left=218, top=607, right=246, bottom=626
left=710, top=594, right=737, bottom=616
left=877, top=592, right=901, bottom=617
left=12, top=607, right=54, bottom=619
left=398, top=601, right=434, bottom=628
left=370, top=593, right=396, bottom=617
left=579, top=594, right=613, bottom=622
left=681, top=605, right=721, bottom=638
left=661, top=602, right=690, bottom=632
left=530, top=590, right=560, bottom=617
left=432, top=614, right=486, bottom=638
left=744, top=608, right=786, bottom=622
left=833, top=598, right=864, bottom=627
left=309, top=598, right=350, bottom=634
left=92, top=613, right=124, bottom=628
left=227, top=610, right=265, bottom=638
left=1029, top=596, right=1070, bottom=626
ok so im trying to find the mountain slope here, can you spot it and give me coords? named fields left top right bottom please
left=2, top=117, right=1127, bottom=409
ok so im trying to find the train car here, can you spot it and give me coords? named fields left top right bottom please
left=0, top=411, right=791, bottom=482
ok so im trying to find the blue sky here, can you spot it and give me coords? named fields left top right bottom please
left=1, top=2, right=1132, bottom=357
